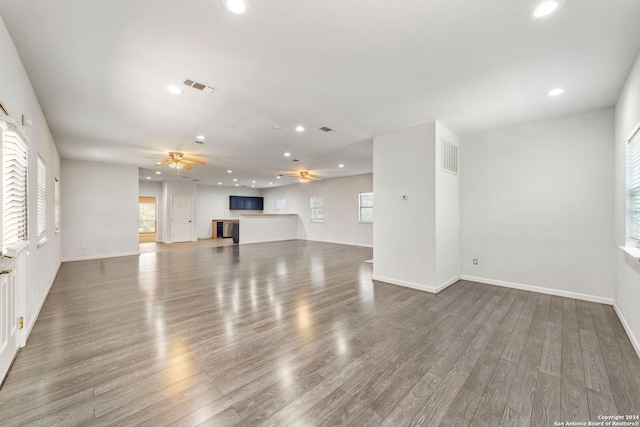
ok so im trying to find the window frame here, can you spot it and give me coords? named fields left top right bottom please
left=309, top=196, right=324, bottom=223
left=626, top=121, right=640, bottom=245
left=358, top=192, right=374, bottom=223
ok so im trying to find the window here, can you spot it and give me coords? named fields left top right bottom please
left=54, top=178, right=60, bottom=232
left=0, top=117, right=29, bottom=255
left=627, top=122, right=640, bottom=242
left=37, top=155, right=46, bottom=241
left=275, top=199, right=286, bottom=214
left=359, top=192, right=374, bottom=223
left=138, top=196, right=157, bottom=234
left=310, top=196, right=324, bottom=222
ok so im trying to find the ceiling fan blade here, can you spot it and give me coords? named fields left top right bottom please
left=308, top=176, right=321, bottom=180
left=183, top=159, right=205, bottom=165
left=182, top=162, right=192, bottom=170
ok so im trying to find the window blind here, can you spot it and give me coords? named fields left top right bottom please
left=359, top=192, right=373, bottom=223
left=1, top=119, right=29, bottom=254
left=37, top=155, right=46, bottom=240
left=627, top=124, right=640, bottom=241
left=310, top=196, right=324, bottom=222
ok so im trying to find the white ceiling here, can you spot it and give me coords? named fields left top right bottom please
left=1, top=0, right=639, bottom=188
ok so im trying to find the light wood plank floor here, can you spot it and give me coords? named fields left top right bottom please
left=1, top=240, right=639, bottom=426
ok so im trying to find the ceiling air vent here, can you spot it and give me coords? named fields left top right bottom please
left=319, top=126, right=336, bottom=133
left=183, top=78, right=216, bottom=94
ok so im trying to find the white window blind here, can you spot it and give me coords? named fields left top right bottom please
left=1, top=119, right=29, bottom=255
left=54, top=178, right=60, bottom=232
left=627, top=123, right=640, bottom=241
left=359, top=192, right=373, bottom=223
left=310, top=196, right=324, bottom=222
left=37, top=155, right=46, bottom=241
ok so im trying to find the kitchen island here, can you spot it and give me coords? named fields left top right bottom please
left=238, top=214, right=299, bottom=244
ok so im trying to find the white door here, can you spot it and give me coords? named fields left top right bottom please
left=0, top=252, right=25, bottom=384
left=172, top=195, right=193, bottom=242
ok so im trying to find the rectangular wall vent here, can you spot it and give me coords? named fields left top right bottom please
left=441, top=138, right=459, bottom=175
left=183, top=78, right=216, bottom=94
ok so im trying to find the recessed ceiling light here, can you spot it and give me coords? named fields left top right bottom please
left=269, top=182, right=273, bottom=185
left=547, top=88, right=565, bottom=96
left=227, top=170, right=232, bottom=173
left=222, top=0, right=247, bottom=14
left=339, top=164, right=344, bottom=168
left=252, top=180, right=256, bottom=183
left=146, top=176, right=151, bottom=179
left=233, top=178, right=238, bottom=182
left=167, top=86, right=183, bottom=95
left=284, top=152, right=291, bottom=157
left=235, top=184, right=239, bottom=186
left=251, top=185, right=255, bottom=188
left=295, top=126, right=305, bottom=132
left=196, top=135, right=205, bottom=141
left=530, top=0, right=563, bottom=19
left=218, top=182, right=222, bottom=185
left=156, top=171, right=161, bottom=175
left=273, top=125, right=282, bottom=130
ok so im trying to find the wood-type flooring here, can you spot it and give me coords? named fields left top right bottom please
left=1, top=239, right=639, bottom=426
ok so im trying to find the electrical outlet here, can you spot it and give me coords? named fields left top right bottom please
left=473, top=258, right=478, bottom=265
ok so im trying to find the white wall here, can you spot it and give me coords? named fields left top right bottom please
left=195, top=184, right=262, bottom=239
left=373, top=123, right=437, bottom=290
left=614, top=52, right=640, bottom=350
left=0, top=14, right=61, bottom=332
left=139, top=180, right=163, bottom=242
left=435, top=122, right=461, bottom=288
left=262, top=174, right=373, bottom=247
left=461, top=108, right=615, bottom=302
left=61, top=160, right=139, bottom=260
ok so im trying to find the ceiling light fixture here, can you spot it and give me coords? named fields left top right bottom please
left=196, top=135, right=205, bottom=141
left=269, top=182, right=273, bottom=185
left=167, top=86, right=183, bottom=95
left=339, top=164, right=344, bottom=168
left=530, top=0, right=563, bottom=19
left=547, top=88, right=565, bottom=96
left=233, top=178, right=238, bottom=182
left=252, top=180, right=256, bottom=183
left=273, top=125, right=282, bottom=130
left=227, top=170, right=232, bottom=173
left=295, top=126, right=305, bottom=132
left=284, top=152, right=291, bottom=157
left=222, top=0, right=247, bottom=14
left=156, top=171, right=161, bottom=175
left=146, top=177, right=151, bottom=179
left=277, top=176, right=281, bottom=179
left=235, top=184, right=239, bottom=187
left=218, top=182, right=222, bottom=185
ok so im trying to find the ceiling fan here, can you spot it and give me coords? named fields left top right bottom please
left=285, top=171, right=321, bottom=183
left=155, top=152, right=205, bottom=173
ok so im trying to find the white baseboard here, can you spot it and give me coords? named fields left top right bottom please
left=62, top=251, right=140, bottom=262
left=371, top=275, right=437, bottom=293
left=460, top=275, right=615, bottom=306
left=436, top=276, right=461, bottom=293
left=613, top=302, right=640, bottom=359
left=306, top=238, right=373, bottom=248
left=24, top=260, right=60, bottom=344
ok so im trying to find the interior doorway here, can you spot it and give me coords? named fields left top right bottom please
left=171, top=195, right=193, bottom=243
left=138, top=196, right=157, bottom=243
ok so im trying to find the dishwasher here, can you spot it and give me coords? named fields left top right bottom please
left=222, top=222, right=234, bottom=238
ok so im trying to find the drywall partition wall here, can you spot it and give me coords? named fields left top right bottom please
left=139, top=180, right=163, bottom=242
left=162, top=179, right=197, bottom=243
left=195, top=184, right=262, bottom=239
left=261, top=174, right=373, bottom=247
left=0, top=13, right=61, bottom=334
left=614, top=51, right=640, bottom=353
left=61, top=160, right=139, bottom=261
left=435, top=122, right=461, bottom=289
left=461, top=108, right=615, bottom=302
left=373, top=123, right=437, bottom=291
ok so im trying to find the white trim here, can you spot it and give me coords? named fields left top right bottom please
left=62, top=251, right=140, bottom=262
left=240, top=238, right=298, bottom=245
left=372, top=275, right=437, bottom=293
left=305, top=238, right=373, bottom=248
left=460, top=275, right=615, bottom=305
left=619, top=246, right=640, bottom=261
left=435, top=276, right=461, bottom=293
left=24, top=262, right=59, bottom=342
left=613, top=301, right=640, bottom=359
